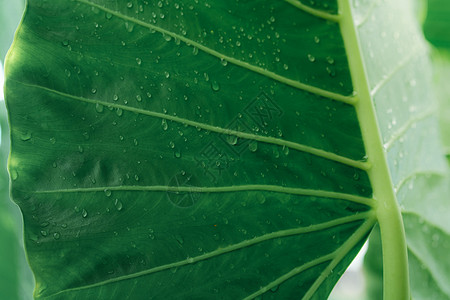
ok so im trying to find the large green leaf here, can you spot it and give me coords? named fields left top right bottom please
left=361, top=0, right=450, bottom=299
left=4, top=0, right=449, bottom=299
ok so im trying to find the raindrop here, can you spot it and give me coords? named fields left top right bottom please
left=136, top=57, right=142, bottom=65
left=116, top=108, right=123, bottom=116
left=248, top=141, right=258, bottom=152
left=10, top=169, right=18, bottom=181
left=91, top=88, right=97, bottom=94
left=114, top=199, right=123, bottom=211
left=113, top=94, right=119, bottom=101
left=105, top=12, right=112, bottom=19
left=95, top=103, right=104, bottom=113
left=20, top=131, right=32, bottom=141
left=161, top=119, right=168, bottom=130
left=307, top=54, right=316, bottom=62
left=104, top=189, right=112, bottom=197
left=226, top=135, right=238, bottom=145
left=53, top=232, right=61, bottom=240
left=82, top=209, right=88, bottom=218
left=211, top=81, right=220, bottom=91
left=136, top=95, right=142, bottom=102
left=174, top=150, right=181, bottom=158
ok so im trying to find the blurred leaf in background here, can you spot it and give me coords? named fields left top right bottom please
left=1, top=0, right=35, bottom=299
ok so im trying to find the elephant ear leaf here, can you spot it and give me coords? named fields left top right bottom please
left=4, top=0, right=448, bottom=299
left=362, top=0, right=450, bottom=299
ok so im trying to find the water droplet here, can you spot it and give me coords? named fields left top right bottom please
left=116, top=108, right=123, bottom=116
left=161, top=119, right=168, bottom=130
left=226, top=135, right=238, bottom=145
left=326, top=56, right=335, bottom=64
left=174, top=150, right=181, bottom=158
left=114, top=199, right=123, bottom=211
left=283, top=64, right=289, bottom=70
left=127, top=2, right=133, bottom=8
left=65, top=69, right=71, bottom=77
left=20, top=131, right=32, bottom=141
left=192, top=47, right=199, bottom=55
left=125, top=22, right=134, bottom=32
left=136, top=95, right=142, bottom=102
left=113, top=94, right=119, bottom=101
left=282, top=146, right=289, bottom=156
left=133, top=139, right=138, bottom=146
left=50, top=137, right=56, bottom=144
left=40, top=230, right=48, bottom=237
left=314, top=36, right=320, bottom=43
left=82, top=209, right=88, bottom=218
left=104, top=189, right=112, bottom=197
left=95, top=103, right=104, bottom=113
left=91, top=88, right=97, bottom=94
left=136, top=57, right=142, bottom=65
left=53, top=232, right=61, bottom=240
left=134, top=174, right=139, bottom=181
left=353, top=173, right=360, bottom=181
left=211, top=81, right=220, bottom=91
left=10, top=169, right=18, bottom=181
left=78, top=145, right=84, bottom=153
left=220, top=59, right=228, bottom=66
left=248, top=141, right=258, bottom=152
left=105, top=12, right=112, bottom=19
left=164, top=71, right=170, bottom=78
left=307, top=54, right=316, bottom=62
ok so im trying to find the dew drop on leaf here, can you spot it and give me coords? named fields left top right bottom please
left=114, top=199, right=123, bottom=211
left=10, top=169, right=19, bottom=181
left=248, top=141, right=258, bottom=152
left=161, top=119, right=168, bottom=130
left=211, top=81, right=220, bottom=91
left=82, top=209, right=88, bottom=218
left=95, top=103, right=104, bottom=113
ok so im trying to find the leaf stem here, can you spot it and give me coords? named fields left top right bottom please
left=338, top=0, right=410, bottom=299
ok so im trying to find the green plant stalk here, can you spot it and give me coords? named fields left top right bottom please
left=338, top=0, right=410, bottom=299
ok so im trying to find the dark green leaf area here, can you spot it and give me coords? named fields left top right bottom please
left=5, top=0, right=374, bottom=299
left=25, top=190, right=369, bottom=299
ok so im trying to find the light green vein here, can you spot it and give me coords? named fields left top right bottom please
left=283, top=0, right=341, bottom=22
left=75, top=0, right=356, bottom=105
left=36, top=184, right=376, bottom=207
left=45, top=212, right=374, bottom=298
left=243, top=216, right=376, bottom=300
left=384, top=108, right=436, bottom=150
left=394, top=170, right=447, bottom=193
left=16, top=81, right=370, bottom=171
left=302, top=216, right=376, bottom=299
left=370, top=48, right=424, bottom=97
left=242, top=254, right=334, bottom=300
left=355, top=0, right=380, bottom=27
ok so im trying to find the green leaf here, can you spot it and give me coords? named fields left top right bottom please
left=4, top=0, right=449, bottom=299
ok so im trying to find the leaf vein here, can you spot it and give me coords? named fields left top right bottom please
left=44, top=213, right=374, bottom=298
left=74, top=0, right=356, bottom=104
left=36, top=184, right=376, bottom=207
left=14, top=80, right=370, bottom=171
